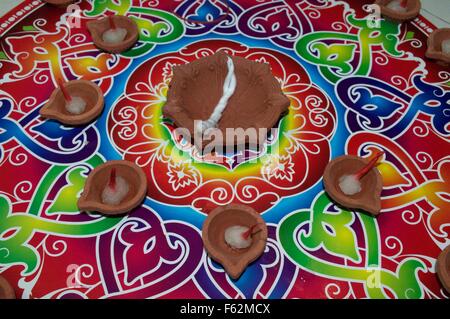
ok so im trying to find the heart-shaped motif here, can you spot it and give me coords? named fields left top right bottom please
left=97, top=206, right=204, bottom=298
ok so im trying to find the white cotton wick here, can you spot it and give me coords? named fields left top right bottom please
left=224, top=225, right=252, bottom=249
left=101, top=176, right=129, bottom=205
left=65, top=96, right=86, bottom=115
left=442, top=39, right=450, bottom=55
left=386, top=0, right=408, bottom=12
left=196, top=56, right=237, bottom=136
left=338, top=174, right=362, bottom=196
left=102, top=27, right=127, bottom=44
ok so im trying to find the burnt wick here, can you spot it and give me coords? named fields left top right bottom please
left=109, top=15, right=116, bottom=30
left=338, top=151, right=384, bottom=196
left=241, top=224, right=261, bottom=240
left=109, top=167, right=116, bottom=191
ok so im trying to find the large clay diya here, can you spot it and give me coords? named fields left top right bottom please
left=87, top=15, right=139, bottom=54
left=323, top=153, right=384, bottom=216
left=40, top=80, right=104, bottom=126
left=0, top=276, right=15, bottom=299
left=374, top=0, right=421, bottom=22
left=202, top=204, right=268, bottom=280
left=426, top=28, right=450, bottom=64
left=77, top=160, right=147, bottom=216
left=43, top=0, right=74, bottom=6
left=163, top=50, right=290, bottom=150
left=436, top=245, right=450, bottom=294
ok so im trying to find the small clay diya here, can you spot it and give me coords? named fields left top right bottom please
left=426, top=28, right=450, bottom=64
left=0, top=276, right=15, bottom=299
left=202, top=204, right=268, bottom=280
left=40, top=80, right=104, bottom=126
left=323, top=153, right=383, bottom=216
left=374, top=0, right=421, bottom=22
left=43, top=0, right=74, bottom=6
left=436, top=245, right=450, bottom=294
left=77, top=160, right=147, bottom=216
left=163, top=50, right=290, bottom=150
left=87, top=15, right=139, bottom=54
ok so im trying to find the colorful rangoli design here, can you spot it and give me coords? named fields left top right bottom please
left=0, top=0, right=448, bottom=299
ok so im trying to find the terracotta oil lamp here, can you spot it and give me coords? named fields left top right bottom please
left=426, top=28, right=450, bottom=64
left=87, top=15, right=139, bottom=54
left=202, top=204, right=268, bottom=280
left=163, top=50, right=290, bottom=151
left=374, top=0, right=421, bottom=22
left=323, top=153, right=384, bottom=216
left=0, top=276, right=15, bottom=299
left=436, top=245, right=450, bottom=294
left=77, top=160, right=147, bottom=216
left=40, top=79, right=104, bottom=126
left=43, top=0, right=74, bottom=6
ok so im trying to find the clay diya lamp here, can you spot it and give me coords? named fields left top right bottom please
left=323, top=152, right=384, bottom=216
left=0, top=276, right=15, bottom=299
left=426, top=28, right=450, bottom=64
left=202, top=204, right=268, bottom=280
left=40, top=79, right=104, bottom=126
left=436, top=245, right=450, bottom=294
left=374, top=0, right=421, bottom=22
left=87, top=15, right=139, bottom=54
left=43, top=0, right=74, bottom=6
left=77, top=160, right=147, bottom=216
left=163, top=50, right=290, bottom=151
